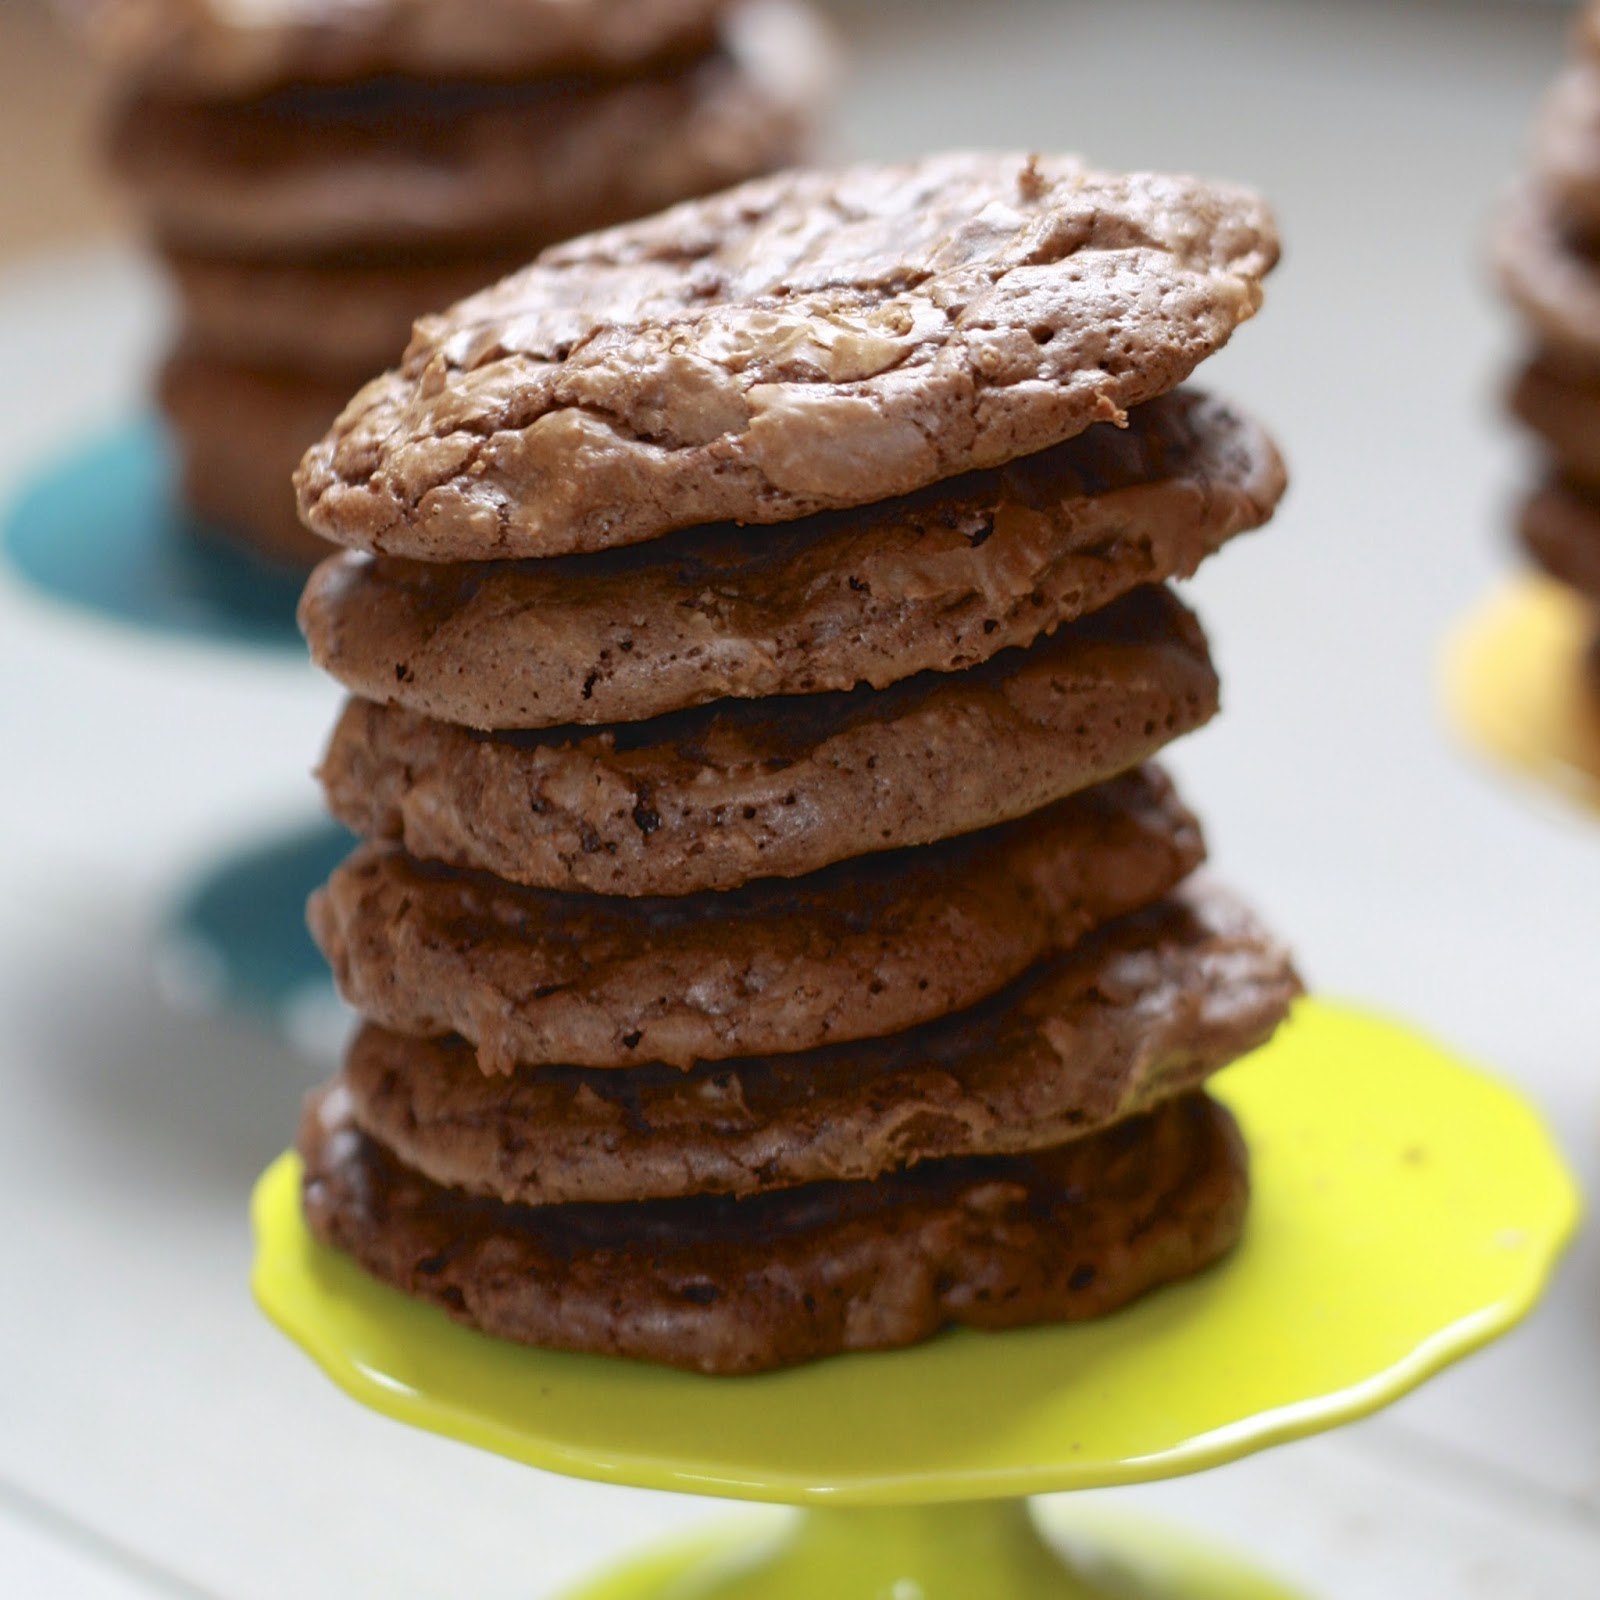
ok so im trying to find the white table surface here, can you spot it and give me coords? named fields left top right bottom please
left=3, top=1, right=1599, bottom=1594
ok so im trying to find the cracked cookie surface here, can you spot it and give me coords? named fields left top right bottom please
left=296, top=152, right=1278, bottom=559
left=311, top=765, right=1202, bottom=1070
left=318, top=585, right=1219, bottom=895
left=301, top=389, right=1283, bottom=730
left=334, top=883, right=1298, bottom=1204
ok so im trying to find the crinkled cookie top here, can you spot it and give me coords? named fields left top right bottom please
left=296, top=152, right=1279, bottom=560
left=58, top=0, right=728, bottom=93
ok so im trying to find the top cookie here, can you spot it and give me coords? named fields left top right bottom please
left=59, top=0, right=727, bottom=95
left=1532, top=63, right=1600, bottom=239
left=296, top=153, right=1279, bottom=561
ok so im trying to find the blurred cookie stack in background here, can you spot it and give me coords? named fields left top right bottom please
left=1497, top=0, right=1600, bottom=692
left=289, top=154, right=1302, bottom=1376
left=59, top=0, right=830, bottom=566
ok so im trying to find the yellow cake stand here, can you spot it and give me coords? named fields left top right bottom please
left=1444, top=575, right=1600, bottom=812
left=252, top=1000, right=1579, bottom=1599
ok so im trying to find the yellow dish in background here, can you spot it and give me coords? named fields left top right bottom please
left=1445, top=576, right=1600, bottom=813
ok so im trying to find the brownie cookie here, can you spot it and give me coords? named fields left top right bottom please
left=299, top=1086, right=1248, bottom=1374
left=1519, top=480, right=1600, bottom=602
left=111, top=0, right=829, bottom=257
left=158, top=349, right=345, bottom=566
left=165, top=248, right=527, bottom=380
left=301, top=390, right=1284, bottom=732
left=1510, top=353, right=1600, bottom=491
left=338, top=884, right=1298, bottom=1204
left=1533, top=63, right=1600, bottom=242
left=319, top=586, right=1219, bottom=895
left=1496, top=185, right=1600, bottom=374
left=296, top=153, right=1278, bottom=560
left=311, top=766, right=1203, bottom=1070
left=65, top=0, right=730, bottom=96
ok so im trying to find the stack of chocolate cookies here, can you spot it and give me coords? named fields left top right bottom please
left=292, top=154, right=1301, bottom=1375
left=1498, top=0, right=1600, bottom=684
left=66, top=0, right=829, bottom=566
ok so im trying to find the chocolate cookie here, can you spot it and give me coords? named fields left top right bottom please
left=65, top=0, right=730, bottom=96
left=158, top=349, right=344, bottom=566
left=319, top=586, right=1219, bottom=895
left=1533, top=63, right=1600, bottom=242
left=338, top=884, right=1297, bottom=1204
left=1519, top=480, right=1600, bottom=601
left=299, top=1086, right=1248, bottom=1373
left=1496, top=185, right=1600, bottom=373
left=1510, top=353, right=1600, bottom=491
left=301, top=390, right=1284, bottom=732
left=165, top=248, right=527, bottom=380
left=296, top=153, right=1278, bottom=560
left=111, top=0, right=829, bottom=257
left=311, top=766, right=1203, bottom=1070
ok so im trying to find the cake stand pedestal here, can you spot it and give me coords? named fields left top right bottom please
left=252, top=1000, right=1578, bottom=1600
left=560, top=1501, right=1299, bottom=1599
left=1445, top=576, right=1600, bottom=812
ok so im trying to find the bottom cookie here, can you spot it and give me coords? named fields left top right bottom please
left=159, top=347, right=349, bottom=568
left=299, top=1087, right=1247, bottom=1375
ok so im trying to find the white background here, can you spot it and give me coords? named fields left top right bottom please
left=2, top=1, right=1599, bottom=1594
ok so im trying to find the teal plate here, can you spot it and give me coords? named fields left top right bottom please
left=160, top=820, right=352, bottom=1029
left=3, top=417, right=305, bottom=649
